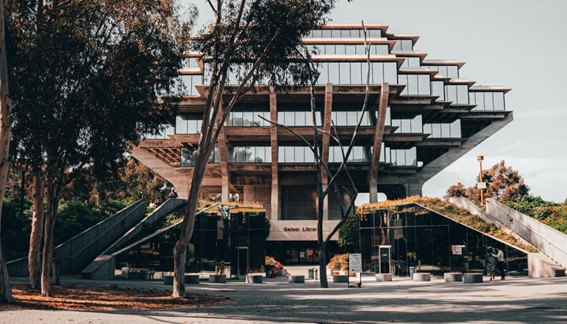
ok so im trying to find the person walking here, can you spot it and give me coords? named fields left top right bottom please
left=485, top=247, right=497, bottom=280
left=493, top=247, right=506, bottom=280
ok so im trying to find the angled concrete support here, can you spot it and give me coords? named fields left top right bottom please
left=270, top=91, right=280, bottom=220
left=369, top=83, right=390, bottom=203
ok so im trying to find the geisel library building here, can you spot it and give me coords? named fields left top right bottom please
left=133, top=24, right=512, bottom=267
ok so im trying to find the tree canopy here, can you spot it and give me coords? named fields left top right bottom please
left=446, top=160, right=530, bottom=203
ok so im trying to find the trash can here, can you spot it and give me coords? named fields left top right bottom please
left=409, top=266, right=415, bottom=277
left=307, top=268, right=315, bottom=280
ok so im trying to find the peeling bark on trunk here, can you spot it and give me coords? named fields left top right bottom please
left=28, top=173, right=44, bottom=289
left=0, top=0, right=14, bottom=304
left=41, top=188, right=57, bottom=297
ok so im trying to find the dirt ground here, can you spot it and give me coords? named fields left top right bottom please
left=0, top=284, right=230, bottom=311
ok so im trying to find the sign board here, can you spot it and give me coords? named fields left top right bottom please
left=477, top=182, right=487, bottom=189
left=451, top=245, right=465, bottom=255
left=349, top=253, right=362, bottom=273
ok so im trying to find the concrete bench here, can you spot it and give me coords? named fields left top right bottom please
left=444, top=272, right=463, bottom=282
left=553, top=267, right=566, bottom=277
left=209, top=274, right=227, bottom=283
left=463, top=273, right=483, bottom=283
left=184, top=274, right=200, bottom=285
left=333, top=275, right=349, bottom=283
left=413, top=273, right=431, bottom=281
left=376, top=273, right=393, bottom=282
left=163, top=275, right=173, bottom=285
left=246, top=274, right=263, bottom=284
left=288, top=275, right=305, bottom=283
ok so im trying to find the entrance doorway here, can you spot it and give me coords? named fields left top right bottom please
left=236, top=246, right=248, bottom=276
left=378, top=245, right=391, bottom=274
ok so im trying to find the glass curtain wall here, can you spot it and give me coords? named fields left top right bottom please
left=306, top=29, right=382, bottom=38
left=316, top=62, right=398, bottom=85
left=228, top=146, right=272, bottom=163
left=469, top=92, right=506, bottom=111
left=181, top=146, right=220, bottom=166
left=228, top=106, right=271, bottom=127
left=360, top=207, right=528, bottom=275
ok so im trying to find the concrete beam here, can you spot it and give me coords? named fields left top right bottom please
left=270, top=91, right=280, bottom=220
left=369, top=83, right=390, bottom=203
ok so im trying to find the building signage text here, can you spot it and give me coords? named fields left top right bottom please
left=283, top=226, right=317, bottom=232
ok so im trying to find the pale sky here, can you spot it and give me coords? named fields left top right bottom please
left=188, top=0, right=567, bottom=202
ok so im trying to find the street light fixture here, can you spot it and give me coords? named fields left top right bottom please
left=476, top=155, right=485, bottom=205
left=217, top=204, right=234, bottom=278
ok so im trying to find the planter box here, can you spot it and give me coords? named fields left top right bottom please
left=184, top=274, right=200, bottom=285
left=246, top=274, right=263, bottom=284
left=333, top=275, right=349, bottom=283
left=444, top=272, right=463, bottom=282
left=413, top=273, right=431, bottom=281
left=463, top=273, right=483, bottom=283
left=376, top=273, right=392, bottom=282
left=288, top=275, right=305, bottom=283
left=209, top=274, right=227, bottom=283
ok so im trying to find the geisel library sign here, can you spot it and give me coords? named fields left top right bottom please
left=268, top=220, right=341, bottom=241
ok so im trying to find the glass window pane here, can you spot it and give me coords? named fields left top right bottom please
left=372, top=63, right=384, bottom=83
left=340, top=62, right=350, bottom=84
left=457, top=85, right=468, bottom=104
left=329, top=63, right=339, bottom=83
left=448, top=66, right=459, bottom=78
left=295, top=146, right=304, bottom=163
left=493, top=92, right=505, bottom=110
left=285, top=146, right=294, bottom=163
left=284, top=111, right=295, bottom=126
left=384, top=63, right=397, bottom=84
left=265, top=147, right=272, bottom=163
left=408, top=75, right=418, bottom=95
left=485, top=92, right=494, bottom=110
left=176, top=116, right=188, bottom=134
left=351, top=63, right=362, bottom=84
left=418, top=75, right=430, bottom=95
left=475, top=93, right=485, bottom=110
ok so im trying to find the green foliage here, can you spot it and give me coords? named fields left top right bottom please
left=0, top=198, right=32, bottom=260
left=54, top=199, right=128, bottom=245
left=446, top=160, right=530, bottom=203
left=504, top=195, right=567, bottom=234
left=338, top=214, right=360, bottom=253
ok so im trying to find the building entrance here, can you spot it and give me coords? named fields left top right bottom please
left=236, top=247, right=248, bottom=276
left=378, top=245, right=391, bottom=274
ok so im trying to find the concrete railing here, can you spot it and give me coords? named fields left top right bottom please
left=81, top=198, right=187, bottom=280
left=486, top=198, right=567, bottom=270
left=7, top=200, right=147, bottom=277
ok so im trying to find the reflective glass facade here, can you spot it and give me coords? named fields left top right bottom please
left=469, top=92, right=506, bottom=110
left=228, top=106, right=271, bottom=127
left=306, top=44, right=389, bottom=55
left=428, top=65, right=459, bottom=79
left=316, top=62, right=398, bottom=85
left=229, top=146, right=272, bottom=163
left=360, top=206, right=528, bottom=275
left=306, top=29, right=383, bottom=38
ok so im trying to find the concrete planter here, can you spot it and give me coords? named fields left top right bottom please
left=209, top=274, right=227, bottom=283
left=463, top=273, right=483, bottom=283
left=413, top=273, right=431, bottom=281
left=163, top=275, right=173, bottom=285
left=376, top=273, right=393, bottom=282
left=288, top=275, right=305, bottom=283
left=184, top=274, right=200, bottom=285
left=444, top=272, right=463, bottom=282
left=246, top=274, right=263, bottom=284
left=333, top=275, right=349, bottom=283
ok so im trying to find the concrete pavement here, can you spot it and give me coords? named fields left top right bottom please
left=2, top=272, right=567, bottom=323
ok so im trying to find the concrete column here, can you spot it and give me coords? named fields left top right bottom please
left=269, top=91, right=280, bottom=220
left=369, top=83, right=390, bottom=203
left=322, top=84, right=333, bottom=220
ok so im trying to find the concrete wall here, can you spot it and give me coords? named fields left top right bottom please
left=81, top=198, right=186, bottom=280
left=8, top=200, right=147, bottom=277
left=486, top=198, right=567, bottom=272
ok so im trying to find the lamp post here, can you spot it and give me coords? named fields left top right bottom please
left=218, top=205, right=234, bottom=278
left=477, top=155, right=485, bottom=205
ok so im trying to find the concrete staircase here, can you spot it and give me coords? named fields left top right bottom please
left=81, top=198, right=187, bottom=280
left=448, top=197, right=567, bottom=278
left=7, top=200, right=147, bottom=277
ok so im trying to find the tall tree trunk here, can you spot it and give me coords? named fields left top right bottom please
left=0, top=0, right=14, bottom=303
left=40, top=188, right=57, bottom=297
left=172, top=157, right=208, bottom=297
left=28, top=173, right=44, bottom=289
left=317, top=195, right=328, bottom=288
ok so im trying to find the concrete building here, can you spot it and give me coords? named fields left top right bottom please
left=132, top=24, right=511, bottom=264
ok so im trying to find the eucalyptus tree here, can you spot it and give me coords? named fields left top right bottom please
left=0, top=0, right=14, bottom=304
left=6, top=0, right=192, bottom=296
left=171, top=0, right=343, bottom=297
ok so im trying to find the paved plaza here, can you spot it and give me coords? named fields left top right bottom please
left=2, top=271, right=567, bottom=323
